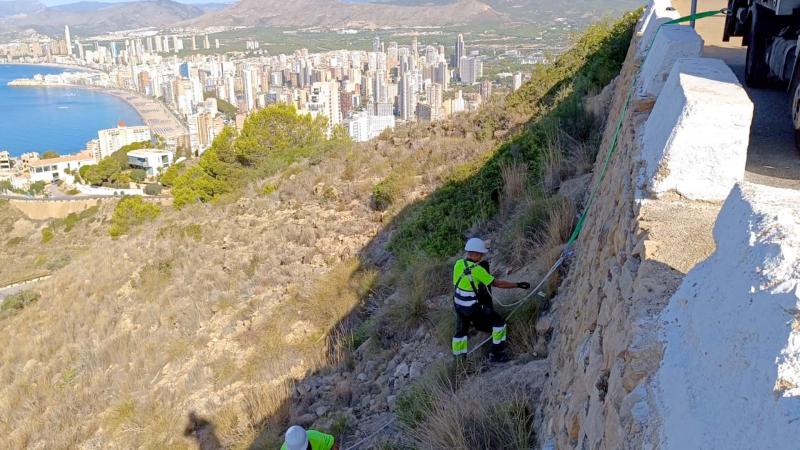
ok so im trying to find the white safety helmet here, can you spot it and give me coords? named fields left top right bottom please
left=464, top=237, right=489, bottom=254
left=284, top=425, right=308, bottom=450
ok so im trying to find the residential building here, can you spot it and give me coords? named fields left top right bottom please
left=127, top=148, right=174, bottom=178
left=0, top=151, right=11, bottom=171
left=97, top=124, right=151, bottom=160
left=345, top=111, right=395, bottom=142
left=28, top=151, right=95, bottom=183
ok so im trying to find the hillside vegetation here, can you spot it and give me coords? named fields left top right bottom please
left=0, top=11, right=637, bottom=449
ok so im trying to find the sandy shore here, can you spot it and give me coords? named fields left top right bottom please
left=8, top=76, right=188, bottom=141
left=101, top=88, right=188, bottom=140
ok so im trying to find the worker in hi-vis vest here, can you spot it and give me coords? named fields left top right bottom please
left=452, top=238, right=530, bottom=362
left=281, top=425, right=338, bottom=450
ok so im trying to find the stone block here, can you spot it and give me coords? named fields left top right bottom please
left=636, top=0, right=681, bottom=58
left=638, top=25, right=704, bottom=99
left=639, top=58, right=753, bottom=201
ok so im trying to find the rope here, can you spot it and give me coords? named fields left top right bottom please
left=468, top=8, right=726, bottom=356
left=342, top=419, right=395, bottom=450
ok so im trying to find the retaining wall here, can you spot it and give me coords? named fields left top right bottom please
left=537, top=2, right=785, bottom=448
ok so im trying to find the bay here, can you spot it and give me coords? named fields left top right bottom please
left=0, top=64, right=143, bottom=157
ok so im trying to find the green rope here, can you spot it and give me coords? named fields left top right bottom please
left=565, top=9, right=725, bottom=247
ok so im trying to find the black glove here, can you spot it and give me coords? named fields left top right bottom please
left=517, top=282, right=531, bottom=289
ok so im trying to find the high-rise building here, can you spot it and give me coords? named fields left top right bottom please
left=435, top=62, right=449, bottom=91
left=373, top=36, right=381, bottom=53
left=243, top=68, right=255, bottom=112
left=96, top=125, right=151, bottom=160
left=306, top=81, right=341, bottom=133
left=191, top=35, right=197, bottom=51
left=204, top=35, right=211, bottom=50
left=64, top=26, right=72, bottom=57
left=459, top=56, right=482, bottom=84
left=513, top=72, right=523, bottom=91
left=428, top=83, right=443, bottom=121
left=453, top=33, right=465, bottom=70
left=398, top=70, right=414, bottom=121
left=479, top=79, right=492, bottom=101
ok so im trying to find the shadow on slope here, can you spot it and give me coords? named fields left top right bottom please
left=182, top=11, right=639, bottom=449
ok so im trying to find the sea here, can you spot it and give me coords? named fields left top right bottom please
left=0, top=64, right=144, bottom=157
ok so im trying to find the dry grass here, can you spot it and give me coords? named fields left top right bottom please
left=408, top=380, right=535, bottom=450
left=499, top=161, right=529, bottom=217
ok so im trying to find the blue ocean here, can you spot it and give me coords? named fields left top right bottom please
left=0, top=64, right=143, bottom=157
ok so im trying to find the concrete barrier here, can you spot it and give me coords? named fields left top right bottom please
left=652, top=182, right=800, bottom=449
left=638, top=25, right=704, bottom=99
left=639, top=57, right=753, bottom=201
left=637, top=0, right=682, bottom=58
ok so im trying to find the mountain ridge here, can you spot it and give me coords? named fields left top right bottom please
left=188, top=0, right=503, bottom=28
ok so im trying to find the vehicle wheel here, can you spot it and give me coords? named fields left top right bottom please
left=792, top=77, right=800, bottom=150
left=745, top=5, right=770, bottom=87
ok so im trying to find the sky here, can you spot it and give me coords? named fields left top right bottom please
left=39, top=0, right=235, bottom=5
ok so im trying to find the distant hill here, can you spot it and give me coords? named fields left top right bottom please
left=46, top=0, right=226, bottom=13
left=1, top=0, right=205, bottom=34
left=0, top=0, right=44, bottom=17
left=48, top=1, right=112, bottom=12
left=189, top=0, right=501, bottom=28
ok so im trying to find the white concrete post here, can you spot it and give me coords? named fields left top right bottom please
left=639, top=58, right=753, bottom=201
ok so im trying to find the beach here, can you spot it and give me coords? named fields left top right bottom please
left=101, top=88, right=188, bottom=140
left=8, top=74, right=187, bottom=142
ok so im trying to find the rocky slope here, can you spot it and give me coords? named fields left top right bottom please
left=0, top=12, right=639, bottom=450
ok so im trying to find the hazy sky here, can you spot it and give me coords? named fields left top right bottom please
left=39, top=0, right=235, bottom=5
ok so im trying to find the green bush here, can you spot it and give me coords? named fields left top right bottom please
left=109, top=196, right=161, bottom=237
left=41, top=226, right=54, bottom=243
left=6, top=236, right=23, bottom=246
left=388, top=12, right=639, bottom=258
left=1, top=290, right=41, bottom=313
left=183, top=223, right=202, bottom=241
left=41, top=150, right=59, bottom=159
left=66, top=188, right=80, bottom=195
left=130, top=169, right=147, bottom=183
left=144, top=183, right=162, bottom=196
left=159, top=163, right=184, bottom=187
left=30, top=181, right=46, bottom=195
left=172, top=104, right=331, bottom=209
left=64, top=212, right=78, bottom=232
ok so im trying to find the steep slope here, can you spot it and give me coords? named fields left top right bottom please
left=189, top=0, right=501, bottom=28
left=0, top=12, right=638, bottom=450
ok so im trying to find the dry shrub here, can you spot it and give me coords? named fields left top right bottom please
left=496, top=192, right=576, bottom=270
left=539, top=127, right=595, bottom=193
left=410, top=381, right=534, bottom=450
left=373, top=257, right=450, bottom=347
left=499, top=161, right=529, bottom=216
left=213, top=381, right=294, bottom=449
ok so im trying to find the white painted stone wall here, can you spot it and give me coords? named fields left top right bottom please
left=636, top=0, right=681, bottom=58
left=650, top=182, right=800, bottom=449
left=638, top=25, right=704, bottom=98
left=639, top=57, right=753, bottom=201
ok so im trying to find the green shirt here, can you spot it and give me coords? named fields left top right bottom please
left=280, top=430, right=335, bottom=450
left=453, top=259, right=494, bottom=291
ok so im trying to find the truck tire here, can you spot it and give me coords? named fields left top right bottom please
left=792, top=76, right=800, bottom=150
left=745, top=5, right=770, bottom=87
